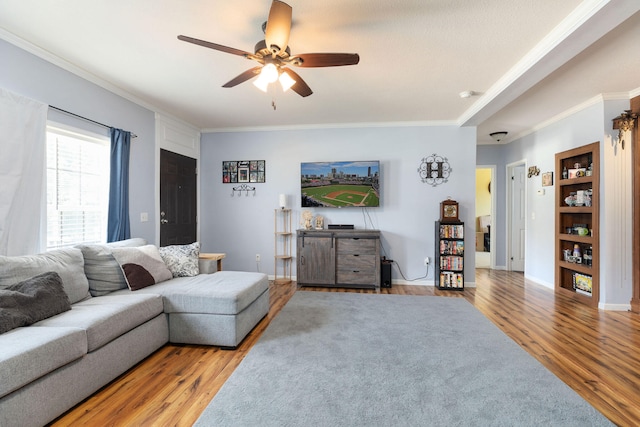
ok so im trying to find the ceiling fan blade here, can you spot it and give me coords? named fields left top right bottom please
left=292, top=53, right=360, bottom=67
left=222, top=66, right=263, bottom=88
left=265, top=0, right=292, bottom=54
left=178, top=35, right=251, bottom=57
left=282, top=68, right=313, bottom=97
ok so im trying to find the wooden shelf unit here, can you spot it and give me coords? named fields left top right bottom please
left=555, top=142, right=600, bottom=307
left=274, top=209, right=292, bottom=284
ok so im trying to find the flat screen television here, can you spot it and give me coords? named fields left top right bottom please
left=301, top=161, right=380, bottom=208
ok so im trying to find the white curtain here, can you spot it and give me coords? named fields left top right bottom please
left=0, top=88, right=48, bottom=255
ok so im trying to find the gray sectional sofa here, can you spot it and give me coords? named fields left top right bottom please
left=0, top=238, right=269, bottom=427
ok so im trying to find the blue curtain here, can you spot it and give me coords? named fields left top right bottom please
left=107, top=128, right=131, bottom=242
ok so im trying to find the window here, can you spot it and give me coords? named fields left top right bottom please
left=46, top=126, right=110, bottom=249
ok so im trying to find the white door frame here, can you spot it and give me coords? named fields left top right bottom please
left=506, top=160, right=527, bottom=272
left=477, top=164, right=497, bottom=269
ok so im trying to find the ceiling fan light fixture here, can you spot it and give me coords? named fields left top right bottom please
left=261, top=63, right=279, bottom=83
left=279, top=71, right=296, bottom=91
left=253, top=74, right=271, bottom=92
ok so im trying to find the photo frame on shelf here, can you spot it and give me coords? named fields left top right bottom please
left=542, top=171, right=553, bottom=187
left=223, top=160, right=265, bottom=183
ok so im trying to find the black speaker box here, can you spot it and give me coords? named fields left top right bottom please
left=380, top=259, right=392, bottom=288
left=328, top=224, right=355, bottom=229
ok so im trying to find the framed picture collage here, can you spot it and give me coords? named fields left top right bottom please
left=223, top=160, right=265, bottom=183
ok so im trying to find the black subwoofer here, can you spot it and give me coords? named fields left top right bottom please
left=380, top=259, right=392, bottom=288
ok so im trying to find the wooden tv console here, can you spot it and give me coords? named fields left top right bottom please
left=296, top=229, right=381, bottom=289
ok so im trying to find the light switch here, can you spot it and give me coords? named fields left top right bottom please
left=140, top=212, right=149, bottom=222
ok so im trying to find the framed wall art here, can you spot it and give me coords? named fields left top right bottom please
left=223, top=160, right=265, bottom=183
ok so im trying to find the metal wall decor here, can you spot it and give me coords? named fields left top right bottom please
left=418, top=154, right=452, bottom=187
left=527, top=166, right=540, bottom=178
left=223, top=160, right=265, bottom=183
left=231, top=184, right=256, bottom=197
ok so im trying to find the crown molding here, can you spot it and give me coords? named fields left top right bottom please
left=458, top=0, right=640, bottom=128
left=202, top=120, right=458, bottom=134
left=0, top=28, right=199, bottom=131
left=507, top=92, right=632, bottom=143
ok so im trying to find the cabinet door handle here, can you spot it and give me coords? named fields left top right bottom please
left=353, top=254, right=359, bottom=257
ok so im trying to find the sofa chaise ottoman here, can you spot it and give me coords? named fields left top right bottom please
left=112, top=270, right=269, bottom=347
left=0, top=238, right=269, bottom=427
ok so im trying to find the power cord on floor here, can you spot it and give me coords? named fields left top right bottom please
left=382, top=256, right=429, bottom=282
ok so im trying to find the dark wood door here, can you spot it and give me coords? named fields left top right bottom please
left=160, top=149, right=197, bottom=246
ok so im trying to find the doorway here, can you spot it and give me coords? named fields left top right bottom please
left=475, top=166, right=495, bottom=269
left=160, top=149, right=197, bottom=246
left=507, top=161, right=526, bottom=272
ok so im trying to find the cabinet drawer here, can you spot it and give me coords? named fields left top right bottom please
left=336, top=238, right=377, bottom=254
left=336, top=270, right=378, bottom=285
left=336, top=254, right=376, bottom=270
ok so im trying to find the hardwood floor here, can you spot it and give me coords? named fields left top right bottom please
left=51, top=270, right=640, bottom=426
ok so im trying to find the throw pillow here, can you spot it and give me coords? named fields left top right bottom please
left=78, top=245, right=128, bottom=296
left=78, top=238, right=148, bottom=296
left=158, top=242, right=200, bottom=277
left=110, top=245, right=173, bottom=291
left=0, top=248, right=90, bottom=304
left=0, top=271, right=71, bottom=334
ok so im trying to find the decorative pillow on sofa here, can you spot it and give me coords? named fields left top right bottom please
left=0, top=247, right=90, bottom=304
left=158, top=242, right=200, bottom=277
left=110, top=245, right=173, bottom=291
left=0, top=271, right=71, bottom=334
left=78, top=238, right=148, bottom=296
left=78, top=245, right=128, bottom=296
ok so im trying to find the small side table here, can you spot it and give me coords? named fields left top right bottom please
left=199, top=253, right=226, bottom=272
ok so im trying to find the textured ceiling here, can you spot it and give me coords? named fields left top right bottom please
left=0, top=0, right=638, bottom=143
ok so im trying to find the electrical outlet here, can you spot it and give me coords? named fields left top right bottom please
left=256, top=254, right=261, bottom=262
left=424, top=257, right=430, bottom=266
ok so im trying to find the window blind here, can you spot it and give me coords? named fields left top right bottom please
left=46, top=127, right=109, bottom=250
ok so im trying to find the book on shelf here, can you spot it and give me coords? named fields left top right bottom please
left=439, top=224, right=464, bottom=239
left=439, top=256, right=463, bottom=270
left=439, top=240, right=464, bottom=255
left=439, top=272, right=463, bottom=288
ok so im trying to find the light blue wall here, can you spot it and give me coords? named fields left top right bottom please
left=476, top=145, right=506, bottom=268
left=0, top=38, right=157, bottom=243
left=4, top=36, right=632, bottom=302
left=201, top=126, right=478, bottom=284
left=479, top=98, right=632, bottom=307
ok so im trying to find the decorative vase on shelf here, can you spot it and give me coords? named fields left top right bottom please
left=564, top=193, right=576, bottom=206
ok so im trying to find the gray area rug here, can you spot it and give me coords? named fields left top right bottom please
left=195, top=292, right=611, bottom=426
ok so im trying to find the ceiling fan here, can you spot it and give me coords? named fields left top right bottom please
left=177, top=0, right=359, bottom=97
